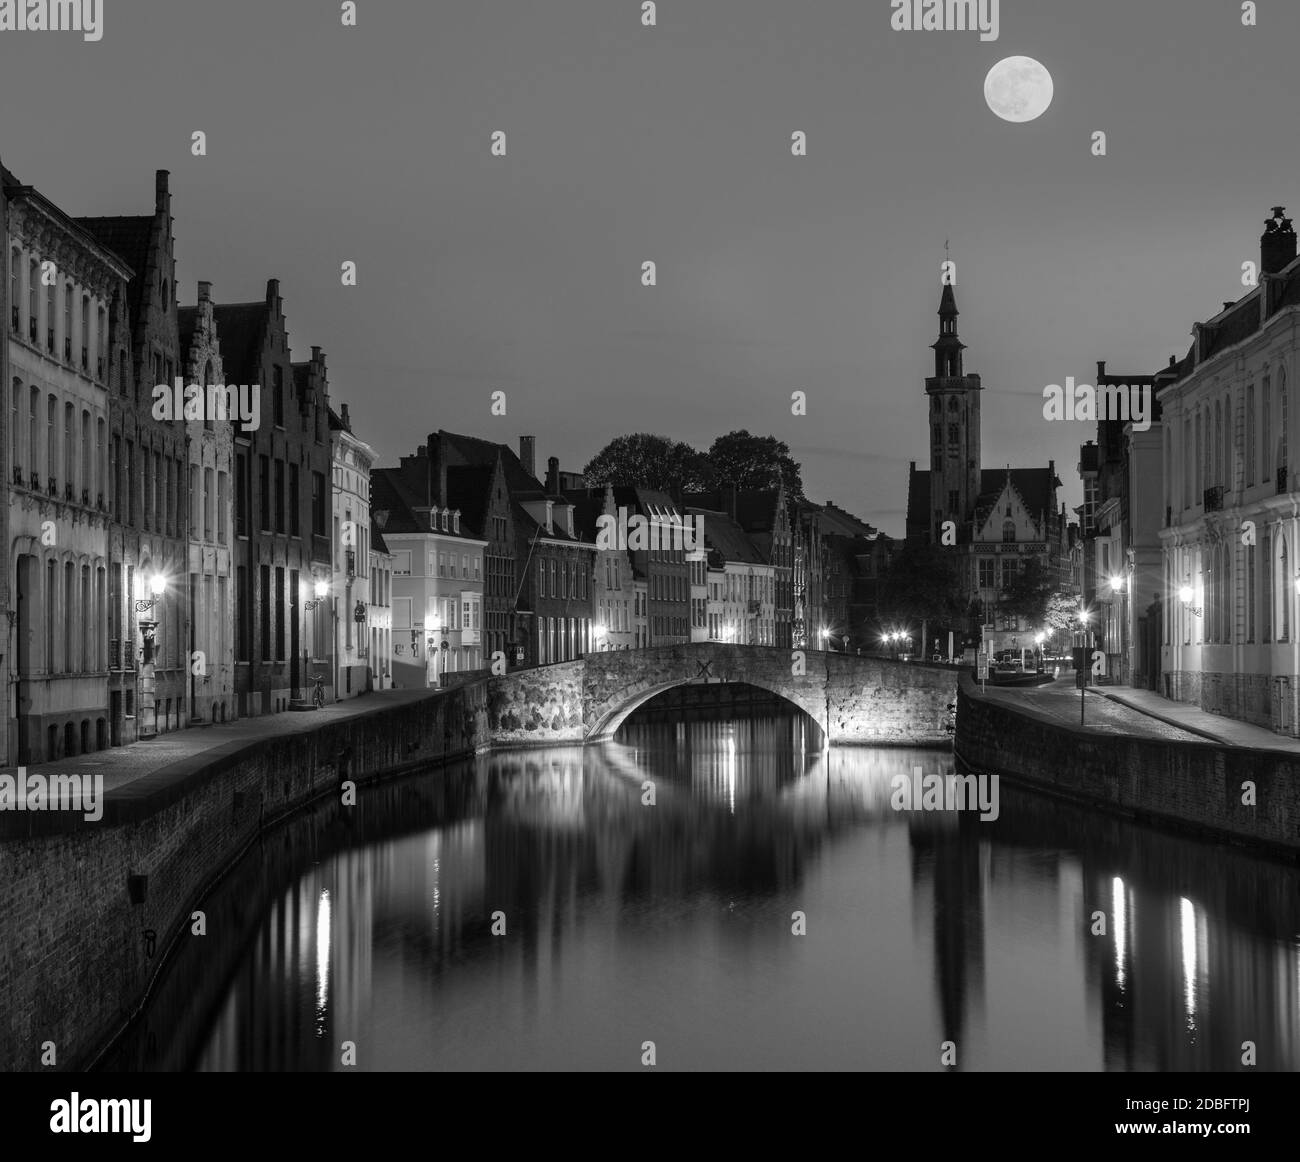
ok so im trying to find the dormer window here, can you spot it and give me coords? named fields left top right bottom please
left=545, top=500, right=554, bottom=532
left=453, top=510, right=460, bottom=533
left=440, top=509, right=449, bottom=532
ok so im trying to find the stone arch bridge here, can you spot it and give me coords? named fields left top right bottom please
left=487, top=643, right=958, bottom=747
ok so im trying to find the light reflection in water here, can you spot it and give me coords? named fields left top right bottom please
left=315, top=889, right=331, bottom=1036
left=1112, top=876, right=1127, bottom=993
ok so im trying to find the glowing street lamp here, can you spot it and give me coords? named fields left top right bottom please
left=1178, top=585, right=1202, bottom=617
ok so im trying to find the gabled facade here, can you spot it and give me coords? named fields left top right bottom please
left=329, top=403, right=377, bottom=699
left=217, top=281, right=333, bottom=716
left=178, top=279, right=234, bottom=723
left=80, top=170, right=189, bottom=743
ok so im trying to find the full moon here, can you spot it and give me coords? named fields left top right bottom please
left=983, top=56, right=1054, bottom=123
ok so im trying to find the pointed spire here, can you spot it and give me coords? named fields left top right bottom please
left=931, top=281, right=965, bottom=378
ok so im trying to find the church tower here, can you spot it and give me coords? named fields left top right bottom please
left=925, top=282, right=982, bottom=540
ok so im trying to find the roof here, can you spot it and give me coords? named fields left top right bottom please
left=370, top=520, right=390, bottom=556
left=76, top=215, right=153, bottom=320
left=689, top=509, right=764, bottom=565
left=210, top=302, right=267, bottom=383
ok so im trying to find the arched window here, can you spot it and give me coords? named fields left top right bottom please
left=81, top=411, right=90, bottom=499
left=46, top=279, right=55, bottom=352
left=80, top=295, right=90, bottom=370
left=28, top=257, right=38, bottom=337
left=1206, top=402, right=1216, bottom=488
left=9, top=248, right=19, bottom=332
left=1002, top=519, right=1015, bottom=543
left=63, top=284, right=72, bottom=362
left=1280, top=367, right=1289, bottom=483
left=46, top=394, right=57, bottom=487
left=1194, top=410, right=1203, bottom=498
left=1280, top=536, right=1290, bottom=642
left=11, top=377, right=20, bottom=475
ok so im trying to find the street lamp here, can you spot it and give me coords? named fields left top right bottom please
left=134, top=573, right=167, bottom=739
left=301, top=579, right=329, bottom=701
left=1178, top=585, right=1202, bottom=617
left=1077, top=607, right=1091, bottom=725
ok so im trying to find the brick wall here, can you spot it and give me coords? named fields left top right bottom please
left=955, top=673, right=1300, bottom=850
left=0, top=681, right=488, bottom=1072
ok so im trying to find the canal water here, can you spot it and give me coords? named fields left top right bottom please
left=106, top=704, right=1300, bottom=1072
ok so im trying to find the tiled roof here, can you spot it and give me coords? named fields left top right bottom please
left=690, top=508, right=763, bottom=565
left=370, top=520, right=390, bottom=556
left=76, top=215, right=154, bottom=320
left=975, top=467, right=1060, bottom=524
left=446, top=465, right=493, bottom=537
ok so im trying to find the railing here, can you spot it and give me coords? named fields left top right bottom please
left=1203, top=485, right=1224, bottom=512
left=1278, top=465, right=1289, bottom=495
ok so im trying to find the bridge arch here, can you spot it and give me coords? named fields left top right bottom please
left=585, top=674, right=826, bottom=743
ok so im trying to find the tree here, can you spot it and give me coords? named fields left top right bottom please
left=1043, top=590, right=1082, bottom=632
left=582, top=434, right=712, bottom=494
left=706, top=431, right=804, bottom=500
left=877, top=543, right=966, bottom=651
left=999, top=558, right=1054, bottom=628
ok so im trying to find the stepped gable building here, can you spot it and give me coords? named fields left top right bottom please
left=5, top=161, right=130, bottom=762
left=177, top=279, right=234, bottom=724
left=905, top=279, right=1067, bottom=650
left=428, top=432, right=596, bottom=667
left=79, top=170, right=189, bottom=742
left=328, top=403, right=379, bottom=698
left=566, top=482, right=691, bottom=649
left=214, top=280, right=333, bottom=716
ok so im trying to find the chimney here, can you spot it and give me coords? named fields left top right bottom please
left=155, top=169, right=170, bottom=214
left=1261, top=207, right=1296, bottom=275
left=519, top=435, right=536, bottom=479
left=197, top=280, right=211, bottom=304
left=340, top=403, right=351, bottom=431
left=266, top=278, right=282, bottom=316
left=547, top=455, right=560, bottom=494
left=428, top=431, right=447, bottom=507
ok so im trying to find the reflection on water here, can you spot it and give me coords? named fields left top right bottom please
left=112, top=712, right=1300, bottom=1071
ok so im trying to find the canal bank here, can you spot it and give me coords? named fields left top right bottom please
left=955, top=673, right=1300, bottom=855
left=0, top=682, right=489, bottom=1073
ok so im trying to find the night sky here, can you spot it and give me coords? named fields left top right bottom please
left=3, top=0, right=1297, bottom=532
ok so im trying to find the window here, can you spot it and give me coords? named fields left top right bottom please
left=9, top=249, right=17, bottom=332
left=260, top=565, right=271, bottom=660
left=312, top=472, right=327, bottom=536
left=274, top=460, right=285, bottom=532
left=81, top=410, right=90, bottom=497
left=948, top=489, right=959, bottom=512
left=1246, top=386, right=1256, bottom=486
left=289, top=464, right=300, bottom=536
left=1262, top=375, right=1272, bottom=482
left=204, top=467, right=214, bottom=540
left=27, top=258, right=37, bottom=335
left=978, top=558, right=994, bottom=590
left=274, top=567, right=285, bottom=660
left=273, top=365, right=284, bottom=427
left=947, top=424, right=959, bottom=443
left=393, top=550, right=411, bottom=576
left=236, top=566, right=250, bottom=660
left=236, top=453, right=248, bottom=536
left=1281, top=368, right=1289, bottom=480
left=218, top=472, right=228, bottom=543
left=47, top=395, right=57, bottom=487
left=1002, top=519, right=1015, bottom=543
left=259, top=456, right=270, bottom=529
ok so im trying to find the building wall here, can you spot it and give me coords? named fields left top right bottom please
left=230, top=287, right=333, bottom=717
left=1161, top=301, right=1300, bottom=731
left=6, top=188, right=125, bottom=762
left=182, top=283, right=234, bottom=723
left=368, top=543, right=392, bottom=690
left=331, top=423, right=377, bottom=699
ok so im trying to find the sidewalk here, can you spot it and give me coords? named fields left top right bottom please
left=8, top=687, right=435, bottom=798
left=1089, top=684, right=1300, bottom=754
left=978, top=676, right=1300, bottom=753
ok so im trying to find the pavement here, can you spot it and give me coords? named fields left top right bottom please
left=976, top=676, right=1300, bottom=752
left=8, top=686, right=435, bottom=795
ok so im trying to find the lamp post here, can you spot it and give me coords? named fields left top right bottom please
left=302, top=579, right=329, bottom=702
left=134, top=573, right=167, bottom=740
left=1077, top=607, right=1091, bottom=725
